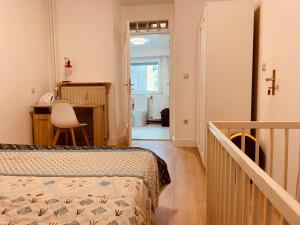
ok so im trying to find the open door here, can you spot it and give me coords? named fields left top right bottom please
left=123, top=21, right=132, bottom=147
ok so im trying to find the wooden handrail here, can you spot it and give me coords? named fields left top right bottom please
left=212, top=121, right=300, bottom=129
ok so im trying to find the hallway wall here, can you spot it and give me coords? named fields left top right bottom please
left=0, top=0, right=51, bottom=144
left=54, top=0, right=123, bottom=145
left=254, top=0, right=300, bottom=197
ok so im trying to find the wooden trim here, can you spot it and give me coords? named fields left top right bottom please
left=58, top=82, right=112, bottom=89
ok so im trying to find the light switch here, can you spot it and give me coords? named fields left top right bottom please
left=183, top=73, right=189, bottom=79
left=31, top=88, right=36, bottom=94
left=262, top=63, right=267, bottom=72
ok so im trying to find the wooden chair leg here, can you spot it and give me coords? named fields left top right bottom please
left=70, top=128, right=76, bottom=146
left=52, top=128, right=61, bottom=145
left=65, top=129, right=69, bottom=145
left=81, top=127, right=90, bottom=146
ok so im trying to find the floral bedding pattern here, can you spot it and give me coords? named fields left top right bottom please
left=0, top=176, right=150, bottom=225
left=0, top=145, right=171, bottom=225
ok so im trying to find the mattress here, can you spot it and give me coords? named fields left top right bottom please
left=0, top=144, right=170, bottom=225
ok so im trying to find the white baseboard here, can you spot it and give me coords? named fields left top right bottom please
left=173, top=139, right=196, bottom=147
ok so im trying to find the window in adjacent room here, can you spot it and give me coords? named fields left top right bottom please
left=130, top=62, right=160, bottom=94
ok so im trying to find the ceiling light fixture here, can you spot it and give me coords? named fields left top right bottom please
left=130, top=37, right=149, bottom=45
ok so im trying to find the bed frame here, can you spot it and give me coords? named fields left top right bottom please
left=207, top=121, right=300, bottom=225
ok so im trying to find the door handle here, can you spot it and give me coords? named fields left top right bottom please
left=124, top=83, right=134, bottom=86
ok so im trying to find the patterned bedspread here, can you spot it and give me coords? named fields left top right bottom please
left=0, top=145, right=171, bottom=225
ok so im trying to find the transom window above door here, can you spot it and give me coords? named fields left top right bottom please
left=131, top=62, right=160, bottom=94
left=129, top=20, right=169, bottom=33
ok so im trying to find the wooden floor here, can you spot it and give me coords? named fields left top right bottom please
left=132, top=140, right=207, bottom=225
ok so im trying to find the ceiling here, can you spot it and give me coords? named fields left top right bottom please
left=130, top=34, right=170, bottom=48
left=120, top=0, right=174, bottom=6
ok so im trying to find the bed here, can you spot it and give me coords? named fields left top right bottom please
left=0, top=144, right=170, bottom=225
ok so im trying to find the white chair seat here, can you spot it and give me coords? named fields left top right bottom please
left=51, top=100, right=90, bottom=146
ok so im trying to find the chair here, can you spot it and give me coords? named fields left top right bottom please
left=51, top=100, right=90, bottom=146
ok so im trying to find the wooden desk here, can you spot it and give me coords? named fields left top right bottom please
left=58, top=83, right=110, bottom=141
left=32, top=104, right=105, bottom=146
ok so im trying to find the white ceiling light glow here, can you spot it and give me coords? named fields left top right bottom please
left=130, top=37, right=149, bottom=45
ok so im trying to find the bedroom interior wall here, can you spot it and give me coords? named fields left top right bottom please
left=173, top=0, right=227, bottom=146
left=0, top=0, right=51, bottom=144
left=54, top=0, right=123, bottom=145
left=254, top=0, right=300, bottom=197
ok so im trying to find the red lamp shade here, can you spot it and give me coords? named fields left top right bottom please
left=65, top=59, right=72, bottom=69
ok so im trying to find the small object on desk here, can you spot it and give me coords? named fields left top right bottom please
left=38, top=92, right=54, bottom=105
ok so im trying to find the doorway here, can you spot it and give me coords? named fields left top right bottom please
left=129, top=34, right=170, bottom=140
left=251, top=6, right=260, bottom=122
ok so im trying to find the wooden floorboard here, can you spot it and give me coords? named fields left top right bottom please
left=132, top=140, right=207, bottom=225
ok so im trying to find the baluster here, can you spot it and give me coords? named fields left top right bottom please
left=283, top=128, right=289, bottom=190
left=224, top=152, right=230, bottom=225
left=269, top=128, right=274, bottom=177
left=241, top=128, right=246, bottom=153
left=216, top=141, right=222, bottom=225
left=227, top=128, right=232, bottom=138
left=212, top=136, right=217, bottom=225
left=280, top=129, right=290, bottom=225
left=255, top=128, right=260, bottom=165
left=263, top=198, right=272, bottom=225
left=251, top=184, right=259, bottom=225
left=242, top=173, right=250, bottom=225
left=252, top=128, right=260, bottom=225
left=235, top=166, right=242, bottom=225
left=229, top=158, right=236, bottom=225
left=207, top=130, right=212, bottom=225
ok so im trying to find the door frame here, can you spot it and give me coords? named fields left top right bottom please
left=124, top=22, right=175, bottom=143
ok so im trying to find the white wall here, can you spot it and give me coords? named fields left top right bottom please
left=54, top=0, right=123, bottom=145
left=55, top=0, right=115, bottom=82
left=173, top=0, right=300, bottom=196
left=112, top=0, right=125, bottom=143
left=0, top=0, right=51, bottom=144
left=254, top=0, right=300, bottom=197
left=122, top=3, right=174, bottom=22
left=174, top=0, right=218, bottom=146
